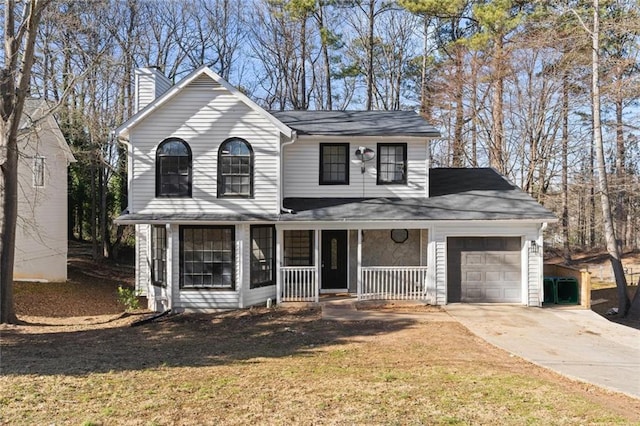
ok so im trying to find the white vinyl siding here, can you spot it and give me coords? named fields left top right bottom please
left=12, top=112, right=73, bottom=282
left=129, top=75, right=280, bottom=216
left=135, top=224, right=150, bottom=296
left=135, top=68, right=172, bottom=113
left=527, top=240, right=542, bottom=306
left=284, top=138, right=428, bottom=198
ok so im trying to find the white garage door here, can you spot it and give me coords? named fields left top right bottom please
left=447, top=237, right=522, bottom=303
left=461, top=251, right=521, bottom=302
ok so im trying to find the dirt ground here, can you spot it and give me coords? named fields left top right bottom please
left=547, top=249, right=640, bottom=329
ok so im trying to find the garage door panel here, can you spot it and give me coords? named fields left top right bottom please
left=465, top=254, right=484, bottom=265
left=504, top=253, right=520, bottom=264
left=465, top=271, right=483, bottom=282
left=454, top=238, right=522, bottom=303
left=504, top=271, right=521, bottom=281
left=504, top=288, right=521, bottom=299
left=485, top=271, right=502, bottom=282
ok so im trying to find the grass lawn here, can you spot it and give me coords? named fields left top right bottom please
left=1, top=307, right=639, bottom=425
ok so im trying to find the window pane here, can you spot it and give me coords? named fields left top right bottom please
left=181, top=226, right=235, bottom=289
left=219, top=138, right=252, bottom=197
left=250, top=226, right=275, bottom=289
left=320, top=144, right=348, bottom=185
left=377, top=143, right=406, bottom=184
left=157, top=139, right=191, bottom=197
left=284, top=230, right=313, bottom=266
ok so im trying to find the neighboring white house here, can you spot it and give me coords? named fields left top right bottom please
left=11, top=100, right=76, bottom=282
left=115, top=66, right=557, bottom=313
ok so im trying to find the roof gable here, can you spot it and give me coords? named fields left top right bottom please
left=21, top=99, right=76, bottom=163
left=115, top=66, right=292, bottom=138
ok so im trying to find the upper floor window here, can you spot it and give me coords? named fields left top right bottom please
left=319, top=143, right=349, bottom=185
left=377, top=143, right=407, bottom=185
left=218, top=138, right=253, bottom=198
left=156, top=138, right=192, bottom=197
left=33, top=157, right=45, bottom=187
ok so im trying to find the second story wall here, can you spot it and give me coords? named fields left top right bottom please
left=129, top=74, right=282, bottom=216
left=283, top=137, right=429, bottom=198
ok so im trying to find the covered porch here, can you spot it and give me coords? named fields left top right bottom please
left=276, top=227, right=432, bottom=303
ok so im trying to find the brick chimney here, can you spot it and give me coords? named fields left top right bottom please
left=134, top=67, right=172, bottom=113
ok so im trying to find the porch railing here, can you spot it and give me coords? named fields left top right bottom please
left=359, top=266, right=428, bottom=300
left=280, top=266, right=317, bottom=302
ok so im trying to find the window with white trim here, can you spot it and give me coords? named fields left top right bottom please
left=180, top=226, right=235, bottom=289
left=377, top=143, right=407, bottom=185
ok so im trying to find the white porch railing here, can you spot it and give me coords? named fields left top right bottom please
left=359, top=266, right=428, bottom=300
left=280, top=266, right=317, bottom=302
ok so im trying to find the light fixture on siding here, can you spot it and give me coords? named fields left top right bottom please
left=529, top=240, right=539, bottom=254
left=355, top=146, right=375, bottom=173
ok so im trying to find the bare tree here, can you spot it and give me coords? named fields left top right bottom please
left=1, top=0, right=51, bottom=323
left=588, top=0, right=634, bottom=317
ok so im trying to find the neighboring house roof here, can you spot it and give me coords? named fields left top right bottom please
left=115, top=66, right=292, bottom=139
left=271, top=110, right=441, bottom=137
left=280, top=168, right=557, bottom=222
left=20, top=99, right=76, bottom=163
left=115, top=168, right=557, bottom=224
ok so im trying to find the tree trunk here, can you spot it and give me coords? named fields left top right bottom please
left=0, top=129, right=19, bottom=324
left=591, top=0, right=630, bottom=316
left=1, top=0, right=49, bottom=324
left=490, top=37, right=505, bottom=174
left=452, top=47, right=465, bottom=167
left=318, top=5, right=332, bottom=111
left=365, top=0, right=375, bottom=110
left=561, top=72, right=571, bottom=262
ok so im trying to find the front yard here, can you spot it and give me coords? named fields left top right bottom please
left=3, top=244, right=640, bottom=424
left=1, top=306, right=639, bottom=425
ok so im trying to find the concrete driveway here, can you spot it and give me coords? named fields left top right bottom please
left=445, top=304, right=640, bottom=399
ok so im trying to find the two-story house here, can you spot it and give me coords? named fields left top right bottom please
left=115, top=66, right=556, bottom=313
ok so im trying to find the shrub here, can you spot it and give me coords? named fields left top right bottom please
left=117, top=285, right=140, bottom=311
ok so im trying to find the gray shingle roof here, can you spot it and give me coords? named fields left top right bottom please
left=271, top=110, right=441, bottom=137
left=281, top=168, right=557, bottom=222
left=115, top=168, right=556, bottom=224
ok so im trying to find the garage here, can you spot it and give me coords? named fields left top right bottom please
left=447, top=237, right=522, bottom=303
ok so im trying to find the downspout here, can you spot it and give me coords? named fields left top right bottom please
left=280, top=130, right=297, bottom=214
left=114, top=131, right=133, bottom=215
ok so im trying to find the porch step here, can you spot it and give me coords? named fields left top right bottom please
left=320, top=297, right=357, bottom=310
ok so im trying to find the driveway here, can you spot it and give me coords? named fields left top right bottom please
left=445, top=304, right=640, bottom=399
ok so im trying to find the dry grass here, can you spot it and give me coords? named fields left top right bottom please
left=3, top=244, right=639, bottom=424
left=1, top=307, right=639, bottom=425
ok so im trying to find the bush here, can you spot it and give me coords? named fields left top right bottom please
left=117, top=285, right=139, bottom=311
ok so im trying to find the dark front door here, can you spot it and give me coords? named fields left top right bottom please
left=321, top=230, right=348, bottom=290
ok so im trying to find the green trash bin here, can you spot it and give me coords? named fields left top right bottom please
left=543, top=277, right=556, bottom=304
left=555, top=277, right=579, bottom=304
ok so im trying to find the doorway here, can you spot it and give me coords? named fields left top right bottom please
left=321, top=230, right=348, bottom=291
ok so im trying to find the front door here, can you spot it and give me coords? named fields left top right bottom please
left=321, top=230, right=348, bottom=290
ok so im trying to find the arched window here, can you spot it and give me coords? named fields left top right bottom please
left=156, top=138, right=192, bottom=197
left=218, top=138, right=253, bottom=198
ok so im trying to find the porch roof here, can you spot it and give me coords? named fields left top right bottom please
left=281, top=168, right=557, bottom=222
left=114, top=168, right=557, bottom=224
left=114, top=212, right=279, bottom=225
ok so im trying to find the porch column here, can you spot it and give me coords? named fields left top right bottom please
left=314, top=229, right=320, bottom=303
left=165, top=223, right=174, bottom=310
left=357, top=228, right=362, bottom=300
left=276, top=227, right=283, bottom=304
